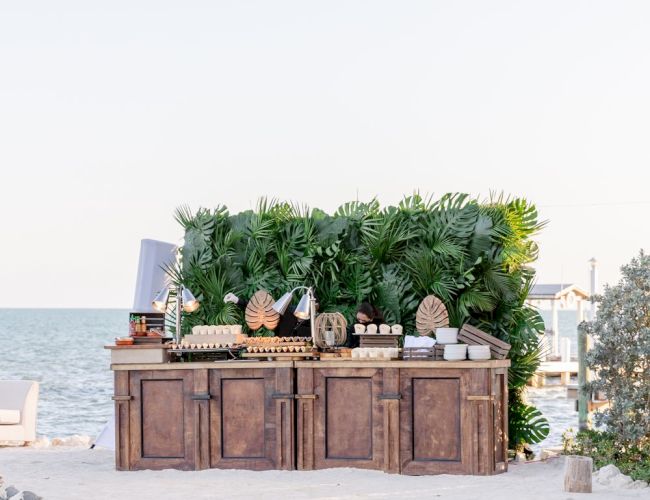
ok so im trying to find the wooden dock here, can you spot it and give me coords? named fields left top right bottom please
left=530, top=360, right=578, bottom=387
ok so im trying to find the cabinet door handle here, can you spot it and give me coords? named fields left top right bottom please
left=294, top=394, right=318, bottom=400
left=272, top=393, right=296, bottom=400
left=112, top=395, right=133, bottom=401
left=191, top=393, right=211, bottom=400
left=378, top=393, right=402, bottom=400
left=466, top=395, right=494, bottom=401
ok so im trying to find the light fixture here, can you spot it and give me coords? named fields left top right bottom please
left=181, top=288, right=199, bottom=312
left=271, top=286, right=317, bottom=338
left=294, top=293, right=311, bottom=319
left=152, top=288, right=170, bottom=313
left=151, top=284, right=200, bottom=343
left=272, top=292, right=293, bottom=315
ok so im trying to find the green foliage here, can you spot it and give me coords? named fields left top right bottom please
left=171, top=193, right=547, bottom=448
left=580, top=250, right=650, bottom=444
left=509, top=397, right=550, bottom=446
left=563, top=429, right=650, bottom=482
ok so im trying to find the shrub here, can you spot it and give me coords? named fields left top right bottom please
left=563, top=429, right=650, bottom=482
left=580, top=250, right=650, bottom=443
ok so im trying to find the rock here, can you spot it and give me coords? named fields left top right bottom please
left=609, top=473, right=633, bottom=488
left=540, top=449, right=560, bottom=460
left=29, top=437, right=50, bottom=449
left=597, top=464, right=621, bottom=480
left=514, top=451, right=527, bottom=462
left=5, top=488, right=18, bottom=499
left=7, top=492, right=23, bottom=500
left=21, top=492, right=42, bottom=500
left=626, top=480, right=648, bottom=489
left=51, top=435, right=91, bottom=447
left=63, top=435, right=91, bottom=447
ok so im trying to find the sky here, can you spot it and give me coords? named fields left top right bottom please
left=1, top=1, right=649, bottom=308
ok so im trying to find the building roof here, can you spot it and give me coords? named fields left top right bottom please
left=529, top=284, right=590, bottom=300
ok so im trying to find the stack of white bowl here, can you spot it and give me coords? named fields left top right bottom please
left=443, top=344, right=467, bottom=361
left=434, top=327, right=466, bottom=360
left=467, top=345, right=491, bottom=360
left=435, top=327, right=459, bottom=344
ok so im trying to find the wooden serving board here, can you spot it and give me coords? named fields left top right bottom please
left=320, top=356, right=399, bottom=361
left=245, top=341, right=311, bottom=347
left=242, top=351, right=318, bottom=361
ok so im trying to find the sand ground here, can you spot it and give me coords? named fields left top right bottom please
left=1, top=447, right=647, bottom=500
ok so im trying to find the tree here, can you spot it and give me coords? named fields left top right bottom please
left=581, top=250, right=650, bottom=443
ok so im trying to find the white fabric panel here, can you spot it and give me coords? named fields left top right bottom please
left=132, top=239, right=177, bottom=312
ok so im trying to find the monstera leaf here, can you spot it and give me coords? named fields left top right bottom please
left=509, top=399, right=550, bottom=446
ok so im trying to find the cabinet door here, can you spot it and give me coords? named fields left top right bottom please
left=399, top=368, right=471, bottom=475
left=209, top=367, right=293, bottom=470
left=128, top=370, right=196, bottom=470
left=302, top=367, right=385, bottom=471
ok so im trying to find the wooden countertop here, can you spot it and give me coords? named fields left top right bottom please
left=111, top=360, right=294, bottom=370
left=110, top=359, right=509, bottom=370
left=295, top=359, right=510, bottom=368
left=105, top=344, right=171, bottom=350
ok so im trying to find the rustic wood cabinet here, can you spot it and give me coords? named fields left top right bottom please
left=295, top=360, right=509, bottom=476
left=111, top=360, right=509, bottom=475
left=112, top=362, right=294, bottom=471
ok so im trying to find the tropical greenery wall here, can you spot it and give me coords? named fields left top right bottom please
left=170, top=193, right=548, bottom=448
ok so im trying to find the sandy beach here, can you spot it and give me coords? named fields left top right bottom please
left=0, top=447, right=646, bottom=500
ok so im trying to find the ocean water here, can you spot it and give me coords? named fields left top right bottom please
left=0, top=308, right=579, bottom=452
left=0, top=309, right=125, bottom=439
left=539, top=309, right=582, bottom=355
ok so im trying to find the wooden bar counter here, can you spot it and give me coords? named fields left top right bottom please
left=110, top=359, right=509, bottom=475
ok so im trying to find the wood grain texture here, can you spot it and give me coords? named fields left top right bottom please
left=274, top=367, right=295, bottom=470
left=142, top=379, right=184, bottom=458
left=493, top=368, right=509, bottom=473
left=112, top=361, right=294, bottom=370
left=128, top=370, right=196, bottom=470
left=209, top=367, right=279, bottom=470
left=295, top=360, right=510, bottom=369
left=399, top=368, right=471, bottom=475
left=312, top=368, right=384, bottom=471
left=113, top=364, right=509, bottom=476
left=564, top=456, right=593, bottom=493
left=245, top=290, right=280, bottom=331
left=413, top=378, right=461, bottom=461
left=296, top=367, right=315, bottom=470
left=222, top=379, right=266, bottom=458
left=193, top=369, right=210, bottom=470
left=458, top=324, right=511, bottom=359
left=326, top=378, right=373, bottom=459
left=415, top=295, right=449, bottom=336
left=382, top=368, right=400, bottom=474
left=114, top=370, right=130, bottom=471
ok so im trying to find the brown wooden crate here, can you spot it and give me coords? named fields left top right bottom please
left=458, top=324, right=511, bottom=360
left=402, top=347, right=436, bottom=360
left=359, top=335, right=399, bottom=348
